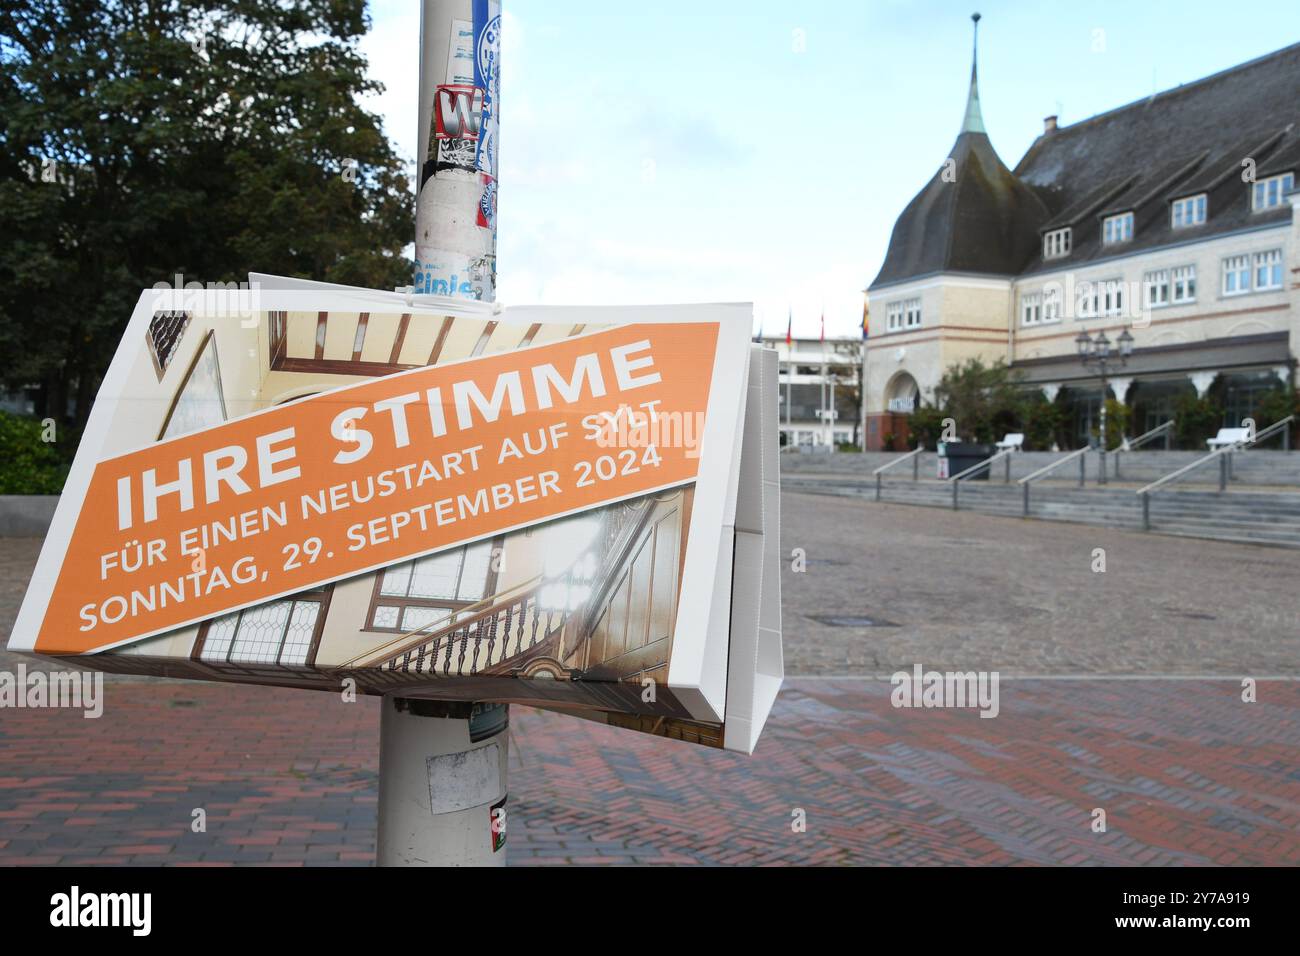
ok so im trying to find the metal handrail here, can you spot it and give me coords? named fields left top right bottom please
left=949, top=447, right=1015, bottom=510
left=1136, top=444, right=1239, bottom=530
left=1126, top=419, right=1176, bottom=450
left=1135, top=415, right=1296, bottom=513
left=1114, top=420, right=1174, bottom=480
left=872, top=446, right=924, bottom=500
left=1016, top=446, right=1089, bottom=517
left=1137, top=444, right=1237, bottom=497
left=1247, top=414, right=1294, bottom=451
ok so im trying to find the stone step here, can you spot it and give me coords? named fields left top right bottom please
left=783, top=474, right=1300, bottom=548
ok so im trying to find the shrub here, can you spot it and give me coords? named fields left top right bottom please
left=1173, top=393, right=1223, bottom=450
left=1250, top=386, right=1299, bottom=446
left=1093, top=399, right=1131, bottom=451
left=0, top=411, right=70, bottom=494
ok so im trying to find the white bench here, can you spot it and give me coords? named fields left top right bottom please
left=1207, top=427, right=1250, bottom=449
left=995, top=432, right=1025, bottom=451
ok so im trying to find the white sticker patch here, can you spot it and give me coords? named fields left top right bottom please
left=426, top=742, right=502, bottom=814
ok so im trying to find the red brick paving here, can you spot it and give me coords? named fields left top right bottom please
left=0, top=678, right=1297, bottom=865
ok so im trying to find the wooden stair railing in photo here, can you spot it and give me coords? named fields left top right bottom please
left=344, top=577, right=568, bottom=677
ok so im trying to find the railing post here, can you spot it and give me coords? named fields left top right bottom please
left=1219, top=453, right=1228, bottom=492
left=1022, top=482, right=1029, bottom=517
left=1004, top=454, right=1011, bottom=483
left=1141, top=492, right=1150, bottom=531
left=1078, top=451, right=1085, bottom=488
left=1114, top=449, right=1121, bottom=481
left=875, top=471, right=882, bottom=501
left=913, top=450, right=919, bottom=481
left=952, top=480, right=959, bottom=511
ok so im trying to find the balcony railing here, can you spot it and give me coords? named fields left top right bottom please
left=378, top=583, right=565, bottom=676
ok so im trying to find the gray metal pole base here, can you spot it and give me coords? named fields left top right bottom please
left=377, top=698, right=509, bottom=867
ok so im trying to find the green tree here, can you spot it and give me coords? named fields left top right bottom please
left=909, top=357, right=1027, bottom=446
left=0, top=0, right=414, bottom=436
left=1022, top=391, right=1065, bottom=450
left=1251, top=385, right=1299, bottom=447
left=1174, top=391, right=1223, bottom=449
left=1094, top=398, right=1130, bottom=451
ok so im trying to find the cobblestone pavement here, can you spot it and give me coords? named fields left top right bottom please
left=6, top=494, right=1298, bottom=678
left=2, top=491, right=1298, bottom=866
left=778, top=493, right=1300, bottom=676
left=0, top=678, right=1296, bottom=865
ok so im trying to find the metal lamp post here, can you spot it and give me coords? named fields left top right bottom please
left=1075, top=328, right=1134, bottom=484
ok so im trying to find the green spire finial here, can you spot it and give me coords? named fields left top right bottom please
left=962, top=13, right=986, bottom=134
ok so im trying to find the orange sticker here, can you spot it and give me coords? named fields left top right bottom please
left=37, top=322, right=720, bottom=654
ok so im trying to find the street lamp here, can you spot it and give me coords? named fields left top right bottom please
left=1076, top=328, right=1134, bottom=484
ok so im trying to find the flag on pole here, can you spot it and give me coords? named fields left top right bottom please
left=819, top=311, right=825, bottom=343
left=861, top=300, right=870, bottom=340
left=785, top=308, right=792, bottom=346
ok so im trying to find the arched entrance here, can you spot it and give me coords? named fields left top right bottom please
left=872, top=371, right=920, bottom=450
left=884, top=371, right=921, bottom=414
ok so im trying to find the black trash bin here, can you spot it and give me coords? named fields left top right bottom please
left=938, top=442, right=995, bottom=480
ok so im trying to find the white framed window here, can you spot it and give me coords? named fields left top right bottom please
left=903, top=297, right=921, bottom=328
left=1043, top=285, right=1062, bottom=322
left=1078, top=278, right=1124, bottom=318
left=1222, top=255, right=1251, bottom=295
left=1252, top=172, right=1295, bottom=211
left=1021, top=292, right=1042, bottom=326
left=1253, top=249, right=1282, bottom=290
left=1043, top=228, right=1071, bottom=260
left=1102, top=212, right=1134, bottom=245
left=1171, top=194, right=1206, bottom=228
left=1076, top=281, right=1097, bottom=319
left=1171, top=265, right=1196, bottom=303
left=1144, top=269, right=1169, bottom=308
left=886, top=301, right=903, bottom=331
left=1101, top=278, right=1125, bottom=316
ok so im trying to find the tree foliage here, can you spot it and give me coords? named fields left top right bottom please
left=908, top=357, right=1030, bottom=447
left=0, top=0, right=414, bottom=432
left=0, top=411, right=70, bottom=493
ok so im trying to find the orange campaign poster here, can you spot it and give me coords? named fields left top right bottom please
left=9, top=286, right=782, bottom=753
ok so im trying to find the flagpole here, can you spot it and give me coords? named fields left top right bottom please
left=784, top=306, right=793, bottom=443
left=820, top=306, right=829, bottom=450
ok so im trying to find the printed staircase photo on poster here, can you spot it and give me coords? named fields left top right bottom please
left=8, top=282, right=783, bottom=753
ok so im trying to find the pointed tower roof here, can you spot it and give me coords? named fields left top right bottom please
left=961, top=12, right=986, bottom=134
left=869, top=13, right=1049, bottom=291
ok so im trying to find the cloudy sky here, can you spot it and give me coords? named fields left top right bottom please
left=360, top=0, right=1300, bottom=338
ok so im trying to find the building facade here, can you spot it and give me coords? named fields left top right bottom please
left=759, top=335, right=862, bottom=448
left=863, top=27, right=1300, bottom=451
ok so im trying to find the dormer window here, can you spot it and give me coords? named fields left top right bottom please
left=1171, top=194, right=1206, bottom=228
left=1043, top=228, right=1071, bottom=260
left=1102, top=212, right=1133, bottom=245
left=1252, top=172, right=1295, bottom=211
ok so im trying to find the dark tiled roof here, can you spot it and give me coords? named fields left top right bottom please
left=871, top=40, right=1300, bottom=290
left=1015, top=42, right=1300, bottom=276
left=869, top=130, right=1050, bottom=288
